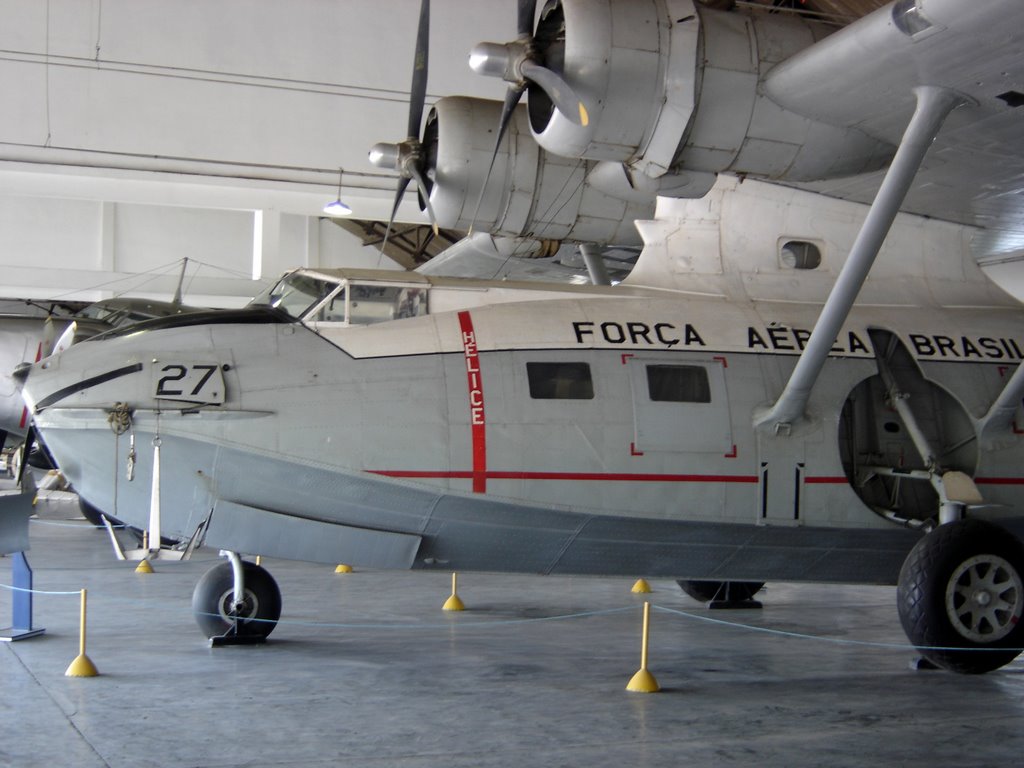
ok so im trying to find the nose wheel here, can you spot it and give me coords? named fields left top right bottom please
left=192, top=557, right=282, bottom=643
left=897, top=518, right=1024, bottom=673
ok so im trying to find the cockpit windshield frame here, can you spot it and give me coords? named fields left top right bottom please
left=250, top=273, right=340, bottom=321
left=248, top=270, right=430, bottom=327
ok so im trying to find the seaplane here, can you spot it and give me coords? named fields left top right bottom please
left=16, top=0, right=1024, bottom=674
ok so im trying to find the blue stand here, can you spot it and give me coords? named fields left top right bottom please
left=1, top=552, right=45, bottom=641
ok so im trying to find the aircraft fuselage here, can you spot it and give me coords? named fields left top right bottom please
left=20, top=286, right=1024, bottom=585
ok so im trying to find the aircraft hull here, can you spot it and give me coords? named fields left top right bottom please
left=21, top=294, right=1024, bottom=585
left=33, top=419, right=926, bottom=583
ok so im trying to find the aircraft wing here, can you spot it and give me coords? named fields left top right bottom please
left=465, top=0, right=1023, bottom=278
left=762, top=0, right=1024, bottom=262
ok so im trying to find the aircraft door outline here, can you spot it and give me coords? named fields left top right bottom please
left=625, top=355, right=733, bottom=454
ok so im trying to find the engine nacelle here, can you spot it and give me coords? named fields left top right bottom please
left=422, top=96, right=651, bottom=245
left=528, top=0, right=894, bottom=185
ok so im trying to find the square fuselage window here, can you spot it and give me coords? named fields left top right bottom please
left=646, top=364, right=710, bottom=403
left=527, top=362, right=594, bottom=399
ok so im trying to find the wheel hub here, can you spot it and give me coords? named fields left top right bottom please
left=945, top=553, right=1024, bottom=643
left=217, top=588, right=259, bottom=623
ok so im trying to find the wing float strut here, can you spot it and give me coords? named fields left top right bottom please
left=756, top=86, right=967, bottom=432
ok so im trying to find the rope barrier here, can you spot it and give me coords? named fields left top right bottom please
left=192, top=605, right=637, bottom=631
left=30, top=519, right=129, bottom=529
left=650, top=603, right=1024, bottom=654
left=4, top=574, right=1024, bottom=656
left=0, top=583, right=81, bottom=596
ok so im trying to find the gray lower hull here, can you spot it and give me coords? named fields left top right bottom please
left=47, top=425, right=932, bottom=585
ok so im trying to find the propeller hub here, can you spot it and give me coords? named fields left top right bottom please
left=469, top=41, right=524, bottom=83
left=368, top=142, right=401, bottom=171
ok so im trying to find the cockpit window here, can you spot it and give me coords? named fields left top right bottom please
left=314, top=289, right=348, bottom=323
left=311, top=284, right=429, bottom=325
left=250, top=274, right=337, bottom=320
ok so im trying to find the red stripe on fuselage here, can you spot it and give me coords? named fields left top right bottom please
left=458, top=311, right=487, bottom=493
left=368, top=470, right=1024, bottom=487
left=371, top=470, right=759, bottom=483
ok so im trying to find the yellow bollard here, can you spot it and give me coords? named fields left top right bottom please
left=65, top=589, right=99, bottom=677
left=135, top=558, right=154, bottom=574
left=334, top=564, right=353, bottom=574
left=626, top=601, right=660, bottom=693
left=631, top=578, right=652, bottom=593
left=442, top=572, right=465, bottom=611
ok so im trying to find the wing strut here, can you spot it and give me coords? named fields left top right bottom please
left=580, top=243, right=611, bottom=286
left=978, top=361, right=1024, bottom=449
left=755, top=86, right=966, bottom=432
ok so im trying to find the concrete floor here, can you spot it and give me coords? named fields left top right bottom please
left=4, top=501, right=1024, bottom=767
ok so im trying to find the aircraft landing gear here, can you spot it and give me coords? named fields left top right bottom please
left=192, top=552, right=282, bottom=644
left=678, top=580, right=764, bottom=608
left=897, top=518, right=1024, bottom=673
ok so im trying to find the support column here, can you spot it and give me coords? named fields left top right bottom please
left=580, top=243, right=611, bottom=286
left=0, top=553, right=45, bottom=641
left=252, top=209, right=281, bottom=281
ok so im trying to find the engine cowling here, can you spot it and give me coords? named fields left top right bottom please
left=422, top=96, right=651, bottom=245
left=527, top=0, right=894, bottom=185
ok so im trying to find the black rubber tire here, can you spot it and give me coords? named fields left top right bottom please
left=897, top=518, right=1024, bottom=674
left=192, top=561, right=282, bottom=640
left=677, top=580, right=765, bottom=603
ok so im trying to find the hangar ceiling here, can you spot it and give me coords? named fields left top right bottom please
left=0, top=0, right=955, bottom=304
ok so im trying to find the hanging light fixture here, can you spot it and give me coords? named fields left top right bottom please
left=322, top=167, right=352, bottom=216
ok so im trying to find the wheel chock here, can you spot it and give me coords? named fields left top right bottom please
left=631, top=578, right=652, bottom=593
left=909, top=656, right=941, bottom=671
left=135, top=559, right=154, bottom=574
left=334, top=564, right=353, bottom=574
left=210, top=633, right=267, bottom=647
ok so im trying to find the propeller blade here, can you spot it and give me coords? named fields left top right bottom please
left=40, top=316, right=56, bottom=359
left=516, top=0, right=534, bottom=37
left=520, top=59, right=589, bottom=126
left=408, top=165, right=439, bottom=236
left=407, top=0, right=430, bottom=139
left=16, top=424, right=34, bottom=487
left=381, top=176, right=412, bottom=253
left=469, top=83, right=526, bottom=234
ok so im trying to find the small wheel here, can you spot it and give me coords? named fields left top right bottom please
left=898, top=518, right=1024, bottom=673
left=192, top=561, right=282, bottom=640
left=678, top=580, right=764, bottom=603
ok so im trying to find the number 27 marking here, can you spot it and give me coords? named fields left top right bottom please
left=156, top=364, right=218, bottom=397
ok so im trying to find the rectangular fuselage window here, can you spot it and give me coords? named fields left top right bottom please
left=527, top=362, right=594, bottom=399
left=646, top=364, right=711, bottom=403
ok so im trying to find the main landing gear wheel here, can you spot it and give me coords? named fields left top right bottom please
left=678, top=580, right=765, bottom=607
left=897, top=518, right=1024, bottom=674
left=192, top=561, right=282, bottom=641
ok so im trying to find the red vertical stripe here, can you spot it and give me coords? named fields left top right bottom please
left=458, top=311, right=487, bottom=493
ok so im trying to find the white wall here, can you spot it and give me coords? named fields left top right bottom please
left=0, top=193, right=399, bottom=304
